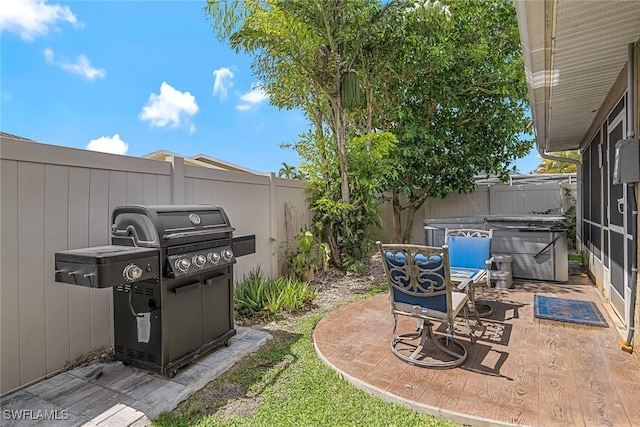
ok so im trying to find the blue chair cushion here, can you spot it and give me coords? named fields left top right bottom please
left=447, top=235, right=491, bottom=270
left=384, top=251, right=447, bottom=313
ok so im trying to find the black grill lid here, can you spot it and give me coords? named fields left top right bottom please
left=111, top=205, right=234, bottom=248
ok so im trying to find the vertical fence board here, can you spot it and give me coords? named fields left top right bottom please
left=67, top=167, right=92, bottom=359
left=193, top=178, right=204, bottom=203
left=89, top=170, right=112, bottom=350
left=17, top=162, right=47, bottom=385
left=142, top=174, right=158, bottom=205
left=157, top=175, right=172, bottom=204
left=184, top=178, right=194, bottom=204
left=44, top=165, right=70, bottom=373
left=108, top=171, right=128, bottom=213
left=126, top=172, right=144, bottom=204
left=1, top=160, right=20, bottom=392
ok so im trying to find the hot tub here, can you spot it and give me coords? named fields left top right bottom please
left=424, top=215, right=568, bottom=282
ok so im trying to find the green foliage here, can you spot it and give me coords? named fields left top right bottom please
left=563, top=187, right=577, bottom=249
left=282, top=230, right=330, bottom=280
left=303, top=131, right=400, bottom=270
left=234, top=267, right=316, bottom=317
left=277, top=162, right=304, bottom=180
left=377, top=0, right=532, bottom=242
left=206, top=0, right=532, bottom=253
left=534, top=151, right=580, bottom=174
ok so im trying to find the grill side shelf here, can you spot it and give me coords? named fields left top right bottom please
left=54, top=246, right=159, bottom=288
left=232, top=234, right=256, bottom=258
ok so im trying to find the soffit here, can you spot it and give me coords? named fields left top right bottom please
left=517, top=0, right=640, bottom=152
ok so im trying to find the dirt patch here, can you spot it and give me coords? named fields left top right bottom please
left=216, top=396, right=263, bottom=420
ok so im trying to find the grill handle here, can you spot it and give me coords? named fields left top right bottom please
left=163, top=227, right=234, bottom=241
left=173, top=282, right=201, bottom=294
left=204, top=274, right=227, bottom=286
left=112, top=225, right=142, bottom=246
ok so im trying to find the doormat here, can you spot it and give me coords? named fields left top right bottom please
left=533, top=295, right=608, bottom=328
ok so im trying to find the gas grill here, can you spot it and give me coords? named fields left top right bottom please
left=54, top=205, right=255, bottom=377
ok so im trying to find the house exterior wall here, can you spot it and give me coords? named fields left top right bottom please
left=579, top=39, right=639, bottom=356
left=0, top=135, right=308, bottom=395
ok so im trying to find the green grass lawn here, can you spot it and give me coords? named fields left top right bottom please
left=154, top=308, right=459, bottom=427
left=568, top=253, right=582, bottom=264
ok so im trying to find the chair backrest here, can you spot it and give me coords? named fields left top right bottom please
left=377, top=243, right=452, bottom=314
left=445, top=228, right=492, bottom=270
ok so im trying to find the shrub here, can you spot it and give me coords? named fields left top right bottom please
left=234, top=267, right=316, bottom=317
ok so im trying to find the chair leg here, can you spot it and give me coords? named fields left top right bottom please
left=391, top=320, right=467, bottom=369
left=461, top=306, right=475, bottom=342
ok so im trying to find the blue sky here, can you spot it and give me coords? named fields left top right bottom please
left=1, top=0, right=540, bottom=174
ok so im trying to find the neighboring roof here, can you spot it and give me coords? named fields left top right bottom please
left=515, top=0, right=640, bottom=152
left=0, top=132, right=37, bottom=142
left=192, top=153, right=261, bottom=174
left=143, top=150, right=261, bottom=174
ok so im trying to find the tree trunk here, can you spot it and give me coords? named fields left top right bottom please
left=335, top=95, right=350, bottom=205
left=391, top=191, right=402, bottom=243
left=401, top=204, right=419, bottom=244
left=365, top=85, right=373, bottom=133
left=327, top=226, right=342, bottom=267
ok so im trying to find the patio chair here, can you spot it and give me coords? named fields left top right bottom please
left=377, top=242, right=470, bottom=368
left=444, top=228, right=494, bottom=318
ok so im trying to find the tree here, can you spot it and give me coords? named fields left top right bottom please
left=375, top=0, right=533, bottom=242
left=205, top=0, right=404, bottom=268
left=535, top=151, right=580, bottom=174
left=206, top=0, right=373, bottom=207
left=277, top=162, right=302, bottom=179
left=205, top=0, right=532, bottom=261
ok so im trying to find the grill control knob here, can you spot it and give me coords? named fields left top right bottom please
left=193, top=254, right=206, bottom=268
left=123, top=264, right=143, bottom=282
left=222, top=249, right=234, bottom=261
left=175, top=258, right=190, bottom=272
left=208, top=252, right=220, bottom=265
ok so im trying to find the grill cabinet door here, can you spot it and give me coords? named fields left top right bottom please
left=202, top=268, right=233, bottom=342
left=166, top=278, right=203, bottom=361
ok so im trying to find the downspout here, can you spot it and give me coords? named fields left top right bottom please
left=537, top=148, right=581, bottom=248
left=623, top=42, right=637, bottom=352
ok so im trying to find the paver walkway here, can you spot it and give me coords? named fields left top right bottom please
left=1, top=327, right=271, bottom=427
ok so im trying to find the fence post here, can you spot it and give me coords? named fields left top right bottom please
left=168, top=156, right=185, bottom=204
left=269, top=173, right=279, bottom=278
left=488, top=185, right=495, bottom=214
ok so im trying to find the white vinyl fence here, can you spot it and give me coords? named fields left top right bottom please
left=377, top=177, right=577, bottom=244
left=0, top=134, right=573, bottom=395
left=0, top=135, right=309, bottom=395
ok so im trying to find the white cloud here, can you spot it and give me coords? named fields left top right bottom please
left=236, top=83, right=268, bottom=111
left=44, top=48, right=105, bottom=80
left=86, top=134, right=128, bottom=155
left=212, top=67, right=234, bottom=99
left=139, top=82, right=199, bottom=129
left=0, top=0, right=81, bottom=41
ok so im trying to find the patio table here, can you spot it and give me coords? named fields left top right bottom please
left=450, top=267, right=493, bottom=318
